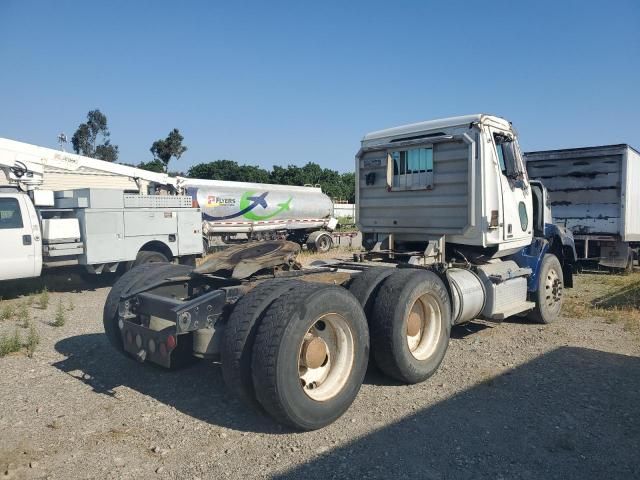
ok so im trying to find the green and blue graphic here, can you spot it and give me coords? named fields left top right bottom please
left=203, top=191, right=292, bottom=221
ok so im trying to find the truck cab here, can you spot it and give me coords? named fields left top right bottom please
left=0, top=188, right=42, bottom=281
left=357, top=114, right=574, bottom=268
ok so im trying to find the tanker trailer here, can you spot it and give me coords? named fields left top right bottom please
left=178, top=177, right=338, bottom=252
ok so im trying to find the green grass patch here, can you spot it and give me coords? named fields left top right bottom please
left=25, top=323, right=40, bottom=358
left=38, top=287, right=50, bottom=309
left=0, top=302, right=16, bottom=321
left=563, top=272, right=640, bottom=335
left=52, top=300, right=66, bottom=327
left=0, top=329, right=22, bottom=357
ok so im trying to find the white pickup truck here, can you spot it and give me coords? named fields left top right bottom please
left=0, top=187, right=203, bottom=282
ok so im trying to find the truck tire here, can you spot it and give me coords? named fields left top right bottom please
left=221, top=278, right=305, bottom=408
left=307, top=232, right=333, bottom=253
left=103, top=263, right=198, bottom=369
left=348, top=267, right=395, bottom=319
left=251, top=284, right=369, bottom=430
left=370, top=269, right=451, bottom=384
left=133, top=250, right=169, bottom=267
left=527, top=254, right=564, bottom=324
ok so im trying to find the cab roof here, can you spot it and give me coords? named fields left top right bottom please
left=362, top=114, right=511, bottom=144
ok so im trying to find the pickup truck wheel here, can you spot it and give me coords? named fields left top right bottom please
left=251, top=284, right=369, bottom=430
left=527, top=254, right=564, bottom=324
left=133, top=250, right=169, bottom=266
left=348, top=267, right=395, bottom=319
left=221, top=279, right=305, bottom=408
left=103, top=263, right=198, bottom=369
left=370, top=269, right=451, bottom=384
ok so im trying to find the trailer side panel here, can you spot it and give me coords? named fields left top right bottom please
left=526, top=146, right=627, bottom=237
left=622, top=147, right=640, bottom=242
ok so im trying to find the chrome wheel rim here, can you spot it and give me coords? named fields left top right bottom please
left=298, top=313, right=354, bottom=401
left=406, top=294, right=442, bottom=361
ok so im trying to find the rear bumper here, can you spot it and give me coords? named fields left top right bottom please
left=118, top=287, right=240, bottom=367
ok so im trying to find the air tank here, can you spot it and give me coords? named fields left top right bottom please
left=179, top=178, right=335, bottom=234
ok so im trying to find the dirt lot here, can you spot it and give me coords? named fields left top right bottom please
left=1, top=265, right=639, bottom=480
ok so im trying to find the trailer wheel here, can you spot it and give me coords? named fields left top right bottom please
left=251, top=284, right=369, bottom=430
left=348, top=267, right=395, bottom=319
left=370, top=269, right=451, bottom=384
left=527, top=254, right=564, bottom=324
left=103, top=263, right=198, bottom=369
left=307, top=232, right=333, bottom=253
left=221, top=279, right=305, bottom=408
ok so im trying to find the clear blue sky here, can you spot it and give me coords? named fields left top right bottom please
left=1, top=0, right=638, bottom=173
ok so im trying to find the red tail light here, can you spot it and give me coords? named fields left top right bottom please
left=166, top=335, right=176, bottom=350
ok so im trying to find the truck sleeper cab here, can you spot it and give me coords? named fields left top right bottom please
left=102, top=115, right=576, bottom=431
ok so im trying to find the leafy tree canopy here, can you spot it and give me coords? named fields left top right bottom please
left=187, top=160, right=355, bottom=203
left=150, top=128, right=187, bottom=172
left=71, top=109, right=118, bottom=162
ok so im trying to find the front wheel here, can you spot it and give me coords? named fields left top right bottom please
left=251, top=283, right=369, bottom=430
left=527, top=254, right=564, bottom=324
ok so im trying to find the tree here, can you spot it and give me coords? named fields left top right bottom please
left=150, top=129, right=187, bottom=172
left=187, top=159, right=355, bottom=202
left=137, top=159, right=166, bottom=173
left=187, top=160, right=271, bottom=183
left=71, top=109, right=119, bottom=162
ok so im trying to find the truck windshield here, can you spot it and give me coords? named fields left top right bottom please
left=0, top=198, right=23, bottom=229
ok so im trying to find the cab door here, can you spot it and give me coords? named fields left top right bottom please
left=487, top=127, right=532, bottom=244
left=0, top=193, right=41, bottom=280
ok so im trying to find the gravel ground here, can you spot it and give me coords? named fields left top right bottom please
left=0, top=268, right=639, bottom=480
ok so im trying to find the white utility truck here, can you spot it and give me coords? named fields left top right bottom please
left=525, top=144, right=640, bottom=271
left=102, top=114, right=576, bottom=431
left=0, top=141, right=202, bottom=282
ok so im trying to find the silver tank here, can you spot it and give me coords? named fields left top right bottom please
left=179, top=178, right=334, bottom=233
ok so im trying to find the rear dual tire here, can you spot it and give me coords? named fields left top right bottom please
left=369, top=269, right=452, bottom=384
left=249, top=283, right=369, bottom=430
left=221, top=279, right=306, bottom=409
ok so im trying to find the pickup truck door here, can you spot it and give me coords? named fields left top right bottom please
left=487, top=127, right=532, bottom=244
left=0, top=193, right=42, bottom=281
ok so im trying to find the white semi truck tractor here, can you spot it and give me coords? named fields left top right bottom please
left=103, top=114, right=576, bottom=430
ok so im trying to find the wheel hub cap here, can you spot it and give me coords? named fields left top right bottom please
left=301, top=337, right=328, bottom=369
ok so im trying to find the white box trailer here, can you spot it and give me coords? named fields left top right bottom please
left=525, top=144, right=640, bottom=270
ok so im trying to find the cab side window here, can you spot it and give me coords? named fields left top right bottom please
left=0, top=198, right=24, bottom=229
left=390, top=146, right=434, bottom=190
